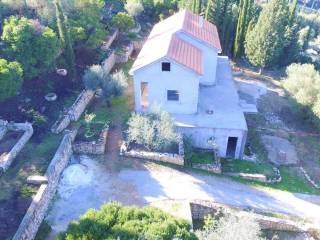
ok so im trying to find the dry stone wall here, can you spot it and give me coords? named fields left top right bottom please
left=189, top=200, right=318, bottom=233
left=51, top=89, right=95, bottom=133
left=73, top=126, right=109, bottom=154
left=120, top=141, right=185, bottom=166
left=0, top=121, right=33, bottom=173
left=13, top=129, right=77, bottom=240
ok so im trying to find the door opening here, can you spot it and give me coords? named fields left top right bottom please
left=226, top=137, right=238, bottom=158
left=140, top=82, right=149, bottom=111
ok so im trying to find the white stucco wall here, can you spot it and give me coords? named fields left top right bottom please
left=177, top=126, right=247, bottom=159
left=133, top=57, right=200, bottom=114
left=177, top=31, right=218, bottom=86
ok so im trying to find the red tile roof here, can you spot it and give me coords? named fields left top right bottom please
left=168, top=35, right=203, bottom=75
left=182, top=10, right=222, bottom=52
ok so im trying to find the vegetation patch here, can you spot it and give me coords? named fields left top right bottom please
left=221, top=159, right=275, bottom=177
left=57, top=202, right=196, bottom=240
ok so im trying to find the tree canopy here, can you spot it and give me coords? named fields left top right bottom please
left=0, top=58, right=23, bottom=101
left=244, top=0, right=289, bottom=70
left=1, top=16, right=60, bottom=80
left=57, top=202, right=196, bottom=240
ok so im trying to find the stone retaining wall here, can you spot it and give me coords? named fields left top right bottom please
left=120, top=141, right=185, bottom=166
left=0, top=121, right=33, bottom=173
left=300, top=167, right=320, bottom=189
left=51, top=90, right=95, bottom=133
left=102, top=29, right=119, bottom=50
left=189, top=200, right=318, bottom=233
left=192, top=163, right=222, bottom=174
left=73, top=126, right=109, bottom=154
left=68, top=89, right=96, bottom=121
left=13, top=129, right=77, bottom=240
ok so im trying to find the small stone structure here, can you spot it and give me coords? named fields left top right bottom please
left=189, top=200, right=319, bottom=233
left=73, top=126, right=109, bottom=155
left=223, top=166, right=281, bottom=183
left=13, top=129, right=77, bottom=240
left=192, top=150, right=222, bottom=174
left=262, top=135, right=299, bottom=166
left=120, top=140, right=185, bottom=166
left=224, top=172, right=267, bottom=182
left=51, top=89, right=95, bottom=133
left=0, top=120, right=33, bottom=173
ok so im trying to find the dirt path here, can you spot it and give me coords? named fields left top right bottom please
left=104, top=115, right=123, bottom=172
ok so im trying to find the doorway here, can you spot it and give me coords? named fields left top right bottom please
left=140, top=82, right=149, bottom=110
left=226, top=137, right=238, bottom=158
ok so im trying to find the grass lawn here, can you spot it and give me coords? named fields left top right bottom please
left=228, top=166, right=320, bottom=195
left=190, top=150, right=214, bottom=164
left=221, top=159, right=275, bottom=177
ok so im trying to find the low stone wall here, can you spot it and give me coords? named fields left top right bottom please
left=68, top=89, right=95, bottom=121
left=13, top=129, right=77, bottom=240
left=50, top=113, right=70, bottom=134
left=224, top=172, right=267, bottom=182
left=189, top=200, right=317, bottom=233
left=223, top=166, right=281, bottom=184
left=102, top=51, right=117, bottom=73
left=101, top=29, right=119, bottom=50
left=0, top=121, right=33, bottom=173
left=300, top=167, right=320, bottom=189
left=103, top=43, right=134, bottom=72
left=0, top=120, right=8, bottom=141
left=51, top=90, right=95, bottom=133
left=120, top=141, right=185, bottom=166
left=192, top=163, right=222, bottom=174
left=73, top=126, right=109, bottom=154
left=132, top=38, right=146, bottom=51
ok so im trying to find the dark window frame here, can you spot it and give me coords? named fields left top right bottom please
left=167, top=90, right=179, bottom=101
left=162, top=62, right=171, bottom=71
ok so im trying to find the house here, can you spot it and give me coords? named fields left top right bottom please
left=129, top=10, right=248, bottom=159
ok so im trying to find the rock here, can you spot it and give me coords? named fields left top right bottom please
left=26, top=175, right=48, bottom=185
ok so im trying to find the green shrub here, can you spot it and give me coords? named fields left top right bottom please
left=196, top=214, right=264, bottom=240
left=1, top=16, right=60, bottom=80
left=83, top=65, right=128, bottom=105
left=112, top=12, right=135, bottom=32
left=127, top=110, right=181, bottom=152
left=57, top=202, right=196, bottom=240
left=125, top=0, right=144, bottom=17
left=0, top=58, right=23, bottom=102
left=282, top=63, right=320, bottom=128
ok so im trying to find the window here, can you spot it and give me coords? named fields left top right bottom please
left=167, top=90, right=179, bottom=101
left=162, top=62, right=171, bottom=71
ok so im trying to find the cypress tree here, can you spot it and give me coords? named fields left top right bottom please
left=54, top=0, right=76, bottom=81
left=245, top=0, right=289, bottom=72
left=233, top=0, right=253, bottom=58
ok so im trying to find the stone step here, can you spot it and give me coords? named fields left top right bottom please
left=26, top=175, right=48, bottom=185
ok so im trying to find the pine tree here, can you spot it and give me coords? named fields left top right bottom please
left=54, top=0, right=76, bottom=81
left=233, top=0, right=253, bottom=58
left=245, top=0, right=289, bottom=72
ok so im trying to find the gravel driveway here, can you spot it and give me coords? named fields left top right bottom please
left=46, top=155, right=320, bottom=238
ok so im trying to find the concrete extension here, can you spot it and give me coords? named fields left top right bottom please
left=173, top=57, right=247, bottom=158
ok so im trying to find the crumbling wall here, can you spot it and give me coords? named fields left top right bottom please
left=0, top=121, right=33, bottom=173
left=12, top=129, right=77, bottom=240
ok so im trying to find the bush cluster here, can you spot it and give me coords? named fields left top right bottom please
left=0, top=58, right=23, bottom=101
left=127, top=110, right=181, bottom=152
left=57, top=202, right=197, bottom=240
left=282, top=63, right=320, bottom=128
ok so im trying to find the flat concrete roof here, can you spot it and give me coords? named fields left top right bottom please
left=173, top=56, right=248, bottom=131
